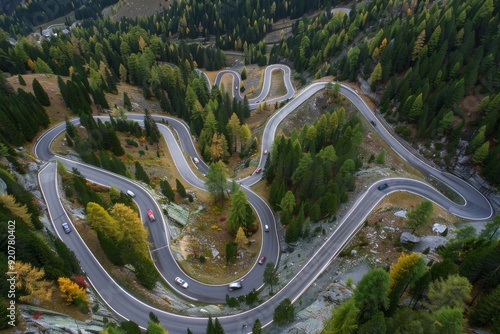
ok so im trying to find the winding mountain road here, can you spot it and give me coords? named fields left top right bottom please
left=34, top=64, right=493, bottom=334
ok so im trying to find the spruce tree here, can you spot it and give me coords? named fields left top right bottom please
left=32, top=78, right=50, bottom=106
left=176, top=178, right=187, bottom=197
left=134, top=161, right=150, bottom=184
left=18, top=74, right=26, bottom=86
left=160, top=180, right=175, bottom=202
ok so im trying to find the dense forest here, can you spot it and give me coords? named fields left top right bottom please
left=265, top=106, right=363, bottom=243
left=0, top=0, right=119, bottom=36
left=270, top=0, right=500, bottom=187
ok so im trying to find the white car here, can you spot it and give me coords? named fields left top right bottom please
left=175, top=277, right=188, bottom=288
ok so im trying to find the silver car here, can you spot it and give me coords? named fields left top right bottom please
left=175, top=277, right=188, bottom=288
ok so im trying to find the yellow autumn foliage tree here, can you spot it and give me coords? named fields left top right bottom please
left=109, top=203, right=150, bottom=257
left=14, top=261, right=54, bottom=303
left=0, top=195, right=33, bottom=228
left=58, top=277, right=89, bottom=305
left=234, top=227, right=249, bottom=249
left=389, top=252, right=424, bottom=292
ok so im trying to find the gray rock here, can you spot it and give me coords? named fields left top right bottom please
left=432, top=223, right=447, bottom=235
left=400, top=232, right=420, bottom=243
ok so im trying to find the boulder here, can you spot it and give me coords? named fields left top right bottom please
left=432, top=223, right=448, bottom=235
left=400, top=232, right=420, bottom=243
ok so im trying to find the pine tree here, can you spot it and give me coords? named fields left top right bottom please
left=124, top=92, right=132, bottom=110
left=472, top=141, right=489, bottom=165
left=406, top=200, right=433, bottom=233
left=18, top=74, right=26, bottom=86
left=408, top=93, right=423, bottom=122
left=135, top=161, right=150, bottom=184
left=34, top=58, right=53, bottom=74
left=160, top=180, right=175, bottom=202
left=173, top=178, right=186, bottom=197
left=32, top=78, right=50, bottom=106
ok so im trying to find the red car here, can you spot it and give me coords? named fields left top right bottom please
left=258, top=256, right=266, bottom=264
left=147, top=210, right=156, bottom=222
left=255, top=168, right=262, bottom=174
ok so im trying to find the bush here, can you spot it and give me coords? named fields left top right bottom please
left=125, top=138, right=138, bottom=147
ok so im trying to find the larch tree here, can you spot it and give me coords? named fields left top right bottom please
left=0, top=195, right=33, bottom=228
left=205, top=161, right=228, bottom=203
left=388, top=252, right=426, bottom=314
left=412, top=30, right=426, bottom=61
left=234, top=227, right=249, bottom=248
left=279, top=191, right=296, bottom=225
left=472, top=141, right=489, bottom=165
left=227, top=113, right=241, bottom=152
left=58, top=277, right=89, bottom=305
left=227, top=188, right=254, bottom=234
left=467, top=125, right=486, bottom=154
left=369, top=63, right=383, bottom=91
left=353, top=268, right=390, bottom=322
left=14, top=261, right=54, bottom=303
left=479, top=215, right=500, bottom=241
left=323, top=298, right=359, bottom=334
left=432, top=307, right=465, bottom=334
left=145, top=320, right=169, bottom=334
left=425, top=274, right=471, bottom=311
left=34, top=58, right=53, bottom=74
left=239, top=124, right=251, bottom=151
left=406, top=200, right=433, bottom=233
left=408, top=93, right=423, bottom=122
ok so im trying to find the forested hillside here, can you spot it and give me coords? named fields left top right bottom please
left=0, top=0, right=119, bottom=36
left=270, top=0, right=500, bottom=187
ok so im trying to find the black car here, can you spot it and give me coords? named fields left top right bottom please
left=378, top=183, right=389, bottom=191
left=370, top=120, right=376, bottom=126
left=62, top=222, right=71, bottom=234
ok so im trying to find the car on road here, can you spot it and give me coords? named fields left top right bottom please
left=264, top=225, right=269, bottom=232
left=258, top=256, right=266, bottom=264
left=147, top=210, right=156, bottom=222
left=193, top=157, right=199, bottom=164
left=62, top=222, right=71, bottom=234
left=370, top=120, right=376, bottom=126
left=175, top=277, right=188, bottom=288
left=228, top=281, right=242, bottom=291
left=255, top=167, right=262, bottom=174
left=126, top=190, right=135, bottom=198
left=378, top=183, right=389, bottom=191
left=264, top=149, right=268, bottom=155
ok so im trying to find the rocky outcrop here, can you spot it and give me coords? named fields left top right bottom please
left=400, top=232, right=421, bottom=243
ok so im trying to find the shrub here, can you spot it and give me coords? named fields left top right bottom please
left=125, top=138, right=138, bottom=147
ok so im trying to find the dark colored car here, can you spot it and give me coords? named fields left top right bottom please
left=370, top=120, right=376, bottom=126
left=378, top=183, right=389, bottom=191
